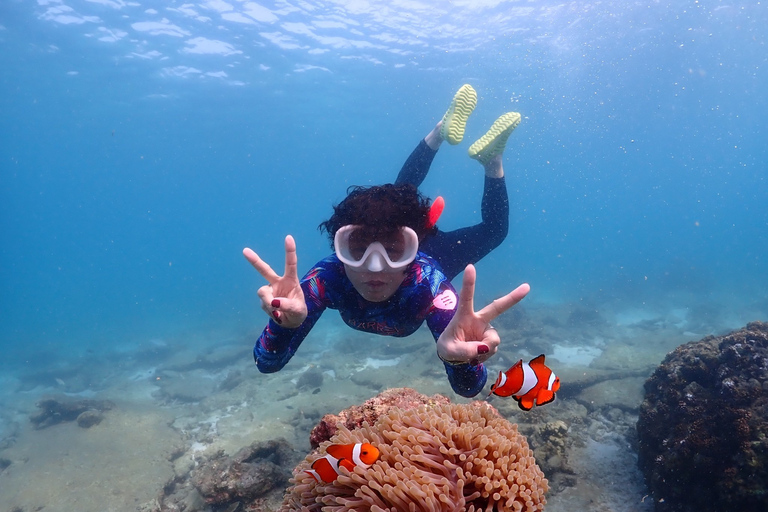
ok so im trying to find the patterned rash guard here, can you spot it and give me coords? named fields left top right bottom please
left=254, top=252, right=487, bottom=397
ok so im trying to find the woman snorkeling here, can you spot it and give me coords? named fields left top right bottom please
left=243, top=85, right=527, bottom=397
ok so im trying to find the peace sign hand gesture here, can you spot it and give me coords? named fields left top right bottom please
left=243, top=235, right=308, bottom=329
left=437, top=264, right=530, bottom=366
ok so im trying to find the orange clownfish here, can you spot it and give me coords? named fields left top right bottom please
left=304, top=442, right=380, bottom=483
left=488, top=354, right=560, bottom=410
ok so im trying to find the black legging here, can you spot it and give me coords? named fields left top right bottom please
left=395, top=139, right=509, bottom=281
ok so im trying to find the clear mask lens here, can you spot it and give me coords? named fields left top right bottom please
left=334, top=225, right=419, bottom=271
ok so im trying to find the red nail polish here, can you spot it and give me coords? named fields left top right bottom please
left=271, top=299, right=281, bottom=308
left=477, top=344, right=489, bottom=355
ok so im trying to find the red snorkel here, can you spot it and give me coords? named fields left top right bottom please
left=426, top=196, right=445, bottom=229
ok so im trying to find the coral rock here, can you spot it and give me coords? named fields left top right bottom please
left=76, top=410, right=104, bottom=428
left=309, top=387, right=450, bottom=448
left=30, top=396, right=115, bottom=429
left=192, top=438, right=296, bottom=506
left=637, top=321, right=768, bottom=512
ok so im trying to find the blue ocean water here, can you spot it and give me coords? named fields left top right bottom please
left=0, top=2, right=766, bottom=510
left=1, top=2, right=766, bottom=379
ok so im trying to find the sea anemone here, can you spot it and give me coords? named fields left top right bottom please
left=281, top=402, right=547, bottom=511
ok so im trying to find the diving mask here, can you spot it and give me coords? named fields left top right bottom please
left=334, top=225, right=419, bottom=272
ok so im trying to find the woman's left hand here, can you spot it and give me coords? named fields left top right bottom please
left=436, top=264, right=530, bottom=365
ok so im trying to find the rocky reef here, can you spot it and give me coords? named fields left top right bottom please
left=30, top=396, right=115, bottom=429
left=145, top=438, right=301, bottom=512
left=192, top=439, right=296, bottom=507
left=636, top=321, right=768, bottom=511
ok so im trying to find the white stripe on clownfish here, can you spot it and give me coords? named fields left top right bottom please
left=547, top=371, right=558, bottom=391
left=351, top=442, right=371, bottom=468
left=517, top=361, right=538, bottom=396
left=495, top=371, right=508, bottom=390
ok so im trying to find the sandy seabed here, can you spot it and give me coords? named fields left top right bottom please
left=0, top=300, right=759, bottom=512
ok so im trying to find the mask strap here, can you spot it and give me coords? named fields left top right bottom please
left=426, top=196, right=445, bottom=229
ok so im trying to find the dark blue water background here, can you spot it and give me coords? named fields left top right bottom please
left=1, top=1, right=766, bottom=366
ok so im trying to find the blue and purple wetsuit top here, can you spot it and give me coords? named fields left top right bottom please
left=254, top=252, right=487, bottom=397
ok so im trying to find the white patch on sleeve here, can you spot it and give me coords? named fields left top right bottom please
left=433, top=289, right=457, bottom=310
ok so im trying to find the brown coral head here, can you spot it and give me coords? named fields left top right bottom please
left=282, top=402, right=548, bottom=512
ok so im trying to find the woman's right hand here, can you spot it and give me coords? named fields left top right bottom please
left=243, top=235, right=308, bottom=329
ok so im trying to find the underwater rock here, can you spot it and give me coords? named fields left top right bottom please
left=531, top=420, right=572, bottom=470
left=192, top=438, right=296, bottom=506
left=521, top=417, right=577, bottom=493
left=637, top=321, right=768, bottom=512
left=348, top=370, right=387, bottom=391
left=308, top=387, right=450, bottom=448
left=295, top=366, right=323, bottom=391
left=29, top=396, right=115, bottom=429
left=76, top=410, right=104, bottom=428
left=146, top=438, right=299, bottom=512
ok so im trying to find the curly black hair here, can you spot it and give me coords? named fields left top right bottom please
left=318, top=183, right=437, bottom=248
